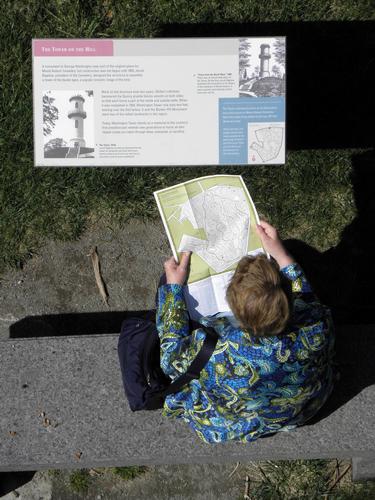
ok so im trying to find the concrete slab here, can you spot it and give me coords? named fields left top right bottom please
left=1, top=327, right=375, bottom=471
left=0, top=218, right=374, bottom=472
left=352, top=457, right=375, bottom=482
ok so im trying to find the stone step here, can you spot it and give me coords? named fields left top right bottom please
left=1, top=325, right=374, bottom=473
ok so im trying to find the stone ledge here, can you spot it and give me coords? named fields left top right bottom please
left=352, top=457, right=375, bottom=482
left=1, top=325, right=375, bottom=472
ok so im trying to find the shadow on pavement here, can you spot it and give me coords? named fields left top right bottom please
left=283, top=149, right=375, bottom=424
left=9, top=310, right=155, bottom=338
left=0, top=471, right=36, bottom=497
left=162, top=20, right=375, bottom=150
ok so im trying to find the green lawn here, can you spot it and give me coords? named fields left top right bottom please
left=1, top=2, right=375, bottom=494
left=1, top=0, right=374, bottom=274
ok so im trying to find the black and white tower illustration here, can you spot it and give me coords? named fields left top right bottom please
left=239, top=37, right=285, bottom=98
left=259, top=44, right=271, bottom=78
left=43, top=89, right=95, bottom=159
left=67, top=94, right=87, bottom=148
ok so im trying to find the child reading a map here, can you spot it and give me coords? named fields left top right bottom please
left=156, top=219, right=335, bottom=443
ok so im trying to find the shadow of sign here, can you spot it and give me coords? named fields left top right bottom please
left=162, top=20, right=375, bottom=150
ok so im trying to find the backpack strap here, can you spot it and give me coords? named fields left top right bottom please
left=162, top=326, right=219, bottom=397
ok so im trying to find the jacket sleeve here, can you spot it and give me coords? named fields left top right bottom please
left=280, top=262, right=333, bottom=327
left=280, top=262, right=319, bottom=304
left=156, top=283, right=192, bottom=377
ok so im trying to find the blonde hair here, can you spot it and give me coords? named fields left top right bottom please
left=226, top=254, right=290, bottom=336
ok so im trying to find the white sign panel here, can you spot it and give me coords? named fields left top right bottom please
left=32, top=38, right=286, bottom=167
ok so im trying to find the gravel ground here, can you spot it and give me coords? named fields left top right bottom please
left=1, top=463, right=250, bottom=499
left=0, top=217, right=170, bottom=341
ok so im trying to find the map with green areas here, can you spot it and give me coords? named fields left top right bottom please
left=154, top=175, right=264, bottom=284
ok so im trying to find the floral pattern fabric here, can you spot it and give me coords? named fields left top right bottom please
left=156, top=263, right=335, bottom=443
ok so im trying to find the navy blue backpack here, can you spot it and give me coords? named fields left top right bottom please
left=118, top=316, right=218, bottom=411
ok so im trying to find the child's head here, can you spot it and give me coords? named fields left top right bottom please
left=226, top=254, right=291, bottom=336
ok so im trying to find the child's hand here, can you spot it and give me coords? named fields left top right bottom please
left=164, top=251, right=192, bottom=285
left=256, top=220, right=295, bottom=268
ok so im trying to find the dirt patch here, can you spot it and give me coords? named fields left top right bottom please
left=0, top=218, right=170, bottom=340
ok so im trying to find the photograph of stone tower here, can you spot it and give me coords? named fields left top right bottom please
left=43, top=90, right=95, bottom=159
left=239, top=37, right=286, bottom=98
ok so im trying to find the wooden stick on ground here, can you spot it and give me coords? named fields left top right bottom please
left=89, top=246, right=109, bottom=306
left=327, top=464, right=352, bottom=492
left=228, top=462, right=240, bottom=478
left=244, top=475, right=251, bottom=500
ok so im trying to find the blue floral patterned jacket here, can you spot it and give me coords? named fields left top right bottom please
left=156, top=263, right=335, bottom=443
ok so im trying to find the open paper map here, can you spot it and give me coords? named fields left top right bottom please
left=154, top=175, right=264, bottom=319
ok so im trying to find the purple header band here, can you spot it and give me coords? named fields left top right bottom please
left=33, top=39, right=113, bottom=57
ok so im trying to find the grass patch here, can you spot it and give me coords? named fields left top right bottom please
left=111, top=465, right=148, bottom=480
left=243, top=459, right=375, bottom=499
left=40, top=462, right=375, bottom=497
left=1, top=1, right=373, bottom=276
left=0, top=149, right=361, bottom=275
left=47, top=468, right=62, bottom=479
left=68, top=469, right=90, bottom=493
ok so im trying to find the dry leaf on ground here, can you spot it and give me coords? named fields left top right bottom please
left=89, top=246, right=109, bottom=306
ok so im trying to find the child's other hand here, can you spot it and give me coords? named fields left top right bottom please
left=164, top=251, right=192, bottom=285
left=256, top=220, right=294, bottom=268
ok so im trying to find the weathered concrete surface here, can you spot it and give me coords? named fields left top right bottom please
left=1, top=328, right=375, bottom=471
left=352, top=457, right=375, bottom=482
left=0, top=218, right=170, bottom=341
left=1, top=218, right=375, bottom=472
